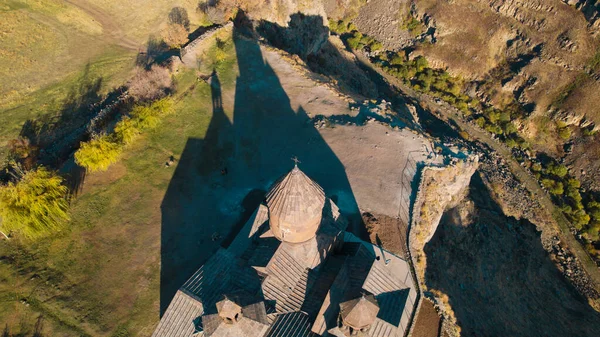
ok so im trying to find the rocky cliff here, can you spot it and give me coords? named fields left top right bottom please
left=409, top=158, right=479, bottom=285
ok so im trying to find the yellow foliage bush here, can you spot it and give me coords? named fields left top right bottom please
left=76, top=98, right=174, bottom=172
left=0, top=166, right=69, bottom=238
left=74, top=135, right=122, bottom=172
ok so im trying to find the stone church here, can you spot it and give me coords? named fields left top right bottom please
left=153, top=164, right=417, bottom=337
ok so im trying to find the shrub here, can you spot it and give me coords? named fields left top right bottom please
left=414, top=56, right=428, bottom=72
left=130, top=98, right=174, bottom=130
left=458, top=131, right=470, bottom=140
left=542, top=179, right=563, bottom=195
left=587, top=201, right=600, bottom=220
left=551, top=181, right=564, bottom=196
left=485, top=123, right=503, bottom=135
left=400, top=15, right=424, bottom=37
left=475, top=117, right=486, bottom=128
left=558, top=126, right=571, bottom=140
left=0, top=167, right=69, bottom=238
left=168, top=7, right=190, bottom=31
left=128, top=65, right=172, bottom=102
left=570, top=209, right=590, bottom=229
left=503, top=123, right=518, bottom=135
left=75, top=135, right=122, bottom=172
left=347, top=32, right=365, bottom=50
left=546, top=163, right=568, bottom=178
left=582, top=126, right=597, bottom=137
left=390, top=53, right=406, bottom=65
left=369, top=40, right=383, bottom=52
left=517, top=139, right=531, bottom=150
left=505, top=138, right=518, bottom=148
left=329, top=19, right=355, bottom=35
left=560, top=204, right=573, bottom=214
left=7, top=137, right=38, bottom=169
left=114, top=117, right=140, bottom=145
left=75, top=98, right=173, bottom=173
left=586, top=225, right=599, bottom=242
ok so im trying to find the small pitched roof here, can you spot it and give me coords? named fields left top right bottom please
left=339, top=294, right=380, bottom=330
left=216, top=297, right=242, bottom=322
left=204, top=301, right=270, bottom=337
left=266, top=166, right=326, bottom=243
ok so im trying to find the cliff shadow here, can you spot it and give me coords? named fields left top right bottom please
left=159, top=15, right=363, bottom=315
left=256, top=13, right=417, bottom=129
left=424, top=172, right=600, bottom=337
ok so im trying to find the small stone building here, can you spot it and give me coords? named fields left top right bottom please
left=153, top=165, right=418, bottom=337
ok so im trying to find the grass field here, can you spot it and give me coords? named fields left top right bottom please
left=0, top=0, right=211, bottom=162
left=0, top=25, right=238, bottom=335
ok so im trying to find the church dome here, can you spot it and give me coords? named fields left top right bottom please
left=265, top=165, right=326, bottom=243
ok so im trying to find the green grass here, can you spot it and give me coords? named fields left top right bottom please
left=0, top=29, right=238, bottom=335
left=0, top=76, right=212, bottom=336
left=0, top=47, right=137, bottom=161
left=0, top=0, right=107, bottom=106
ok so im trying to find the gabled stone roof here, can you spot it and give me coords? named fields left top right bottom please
left=266, top=166, right=326, bottom=243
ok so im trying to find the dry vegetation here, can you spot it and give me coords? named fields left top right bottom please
left=128, top=66, right=173, bottom=102
left=406, top=0, right=600, bottom=158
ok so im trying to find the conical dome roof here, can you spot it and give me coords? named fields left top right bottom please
left=266, top=165, right=326, bottom=243
left=340, top=294, right=380, bottom=330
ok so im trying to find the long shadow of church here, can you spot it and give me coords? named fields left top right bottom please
left=159, top=16, right=364, bottom=315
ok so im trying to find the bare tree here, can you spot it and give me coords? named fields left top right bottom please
left=128, top=65, right=173, bottom=102
left=198, top=0, right=227, bottom=24
left=168, top=7, right=190, bottom=31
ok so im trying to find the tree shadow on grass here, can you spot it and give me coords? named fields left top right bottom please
left=424, top=172, right=600, bottom=337
left=19, top=64, right=102, bottom=168
left=14, top=64, right=129, bottom=195
left=159, top=12, right=365, bottom=315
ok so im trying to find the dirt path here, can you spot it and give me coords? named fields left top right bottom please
left=64, top=0, right=140, bottom=51
left=352, top=51, right=600, bottom=294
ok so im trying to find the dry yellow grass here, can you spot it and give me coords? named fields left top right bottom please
left=562, top=77, right=600, bottom=127
left=414, top=0, right=598, bottom=113
left=415, top=2, right=512, bottom=78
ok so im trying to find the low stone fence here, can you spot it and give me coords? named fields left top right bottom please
left=179, top=22, right=233, bottom=67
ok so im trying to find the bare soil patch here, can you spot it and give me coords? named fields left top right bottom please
left=411, top=298, right=441, bottom=337
left=363, top=211, right=408, bottom=258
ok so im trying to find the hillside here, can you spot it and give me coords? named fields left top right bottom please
left=347, top=0, right=600, bottom=187
left=1, top=1, right=600, bottom=337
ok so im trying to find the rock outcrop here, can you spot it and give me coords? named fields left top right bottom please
left=409, top=158, right=479, bottom=283
left=408, top=157, right=479, bottom=336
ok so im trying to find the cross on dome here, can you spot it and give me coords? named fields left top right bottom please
left=291, top=156, right=301, bottom=169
